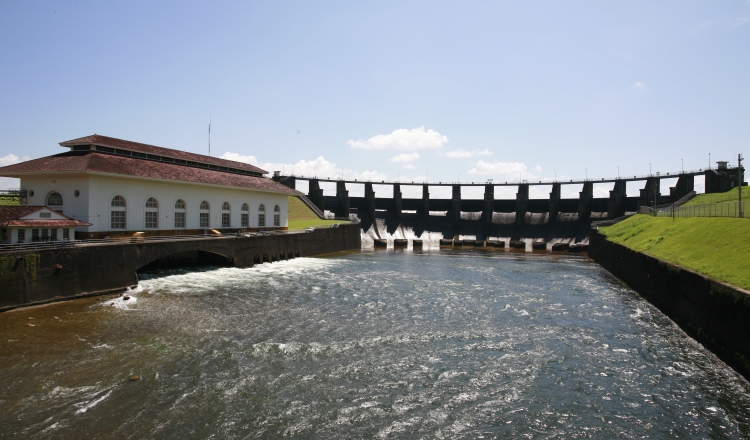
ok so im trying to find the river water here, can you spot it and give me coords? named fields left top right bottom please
left=2, top=250, right=750, bottom=439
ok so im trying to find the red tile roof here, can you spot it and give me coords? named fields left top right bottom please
left=60, top=134, right=269, bottom=175
left=0, top=152, right=303, bottom=196
left=0, top=206, right=92, bottom=227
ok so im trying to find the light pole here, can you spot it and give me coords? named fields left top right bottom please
left=739, top=154, right=744, bottom=218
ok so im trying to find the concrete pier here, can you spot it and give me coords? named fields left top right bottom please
left=608, top=179, right=627, bottom=219
left=308, top=179, right=325, bottom=213
left=336, top=181, right=349, bottom=218
left=639, top=177, right=661, bottom=208
left=549, top=183, right=561, bottom=223
left=515, top=184, right=529, bottom=227
left=451, top=185, right=461, bottom=234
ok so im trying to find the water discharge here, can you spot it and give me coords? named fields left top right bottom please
left=1, top=250, right=750, bottom=438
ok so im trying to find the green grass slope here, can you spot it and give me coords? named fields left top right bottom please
left=287, top=196, right=348, bottom=230
left=683, top=187, right=746, bottom=206
left=601, top=215, right=750, bottom=290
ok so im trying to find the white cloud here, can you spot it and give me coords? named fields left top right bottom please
left=444, top=149, right=493, bottom=158
left=389, top=152, right=420, bottom=163
left=347, top=127, right=448, bottom=150
left=0, top=153, right=30, bottom=167
left=402, top=164, right=417, bottom=170
left=468, top=160, right=538, bottom=181
left=631, top=81, right=645, bottom=90
left=219, top=152, right=259, bottom=165
left=221, top=152, right=387, bottom=181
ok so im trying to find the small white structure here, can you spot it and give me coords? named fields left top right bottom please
left=0, top=206, right=92, bottom=244
left=0, top=135, right=302, bottom=239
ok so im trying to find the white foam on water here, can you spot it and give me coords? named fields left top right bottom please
left=74, top=388, right=113, bottom=414
left=136, top=257, right=343, bottom=296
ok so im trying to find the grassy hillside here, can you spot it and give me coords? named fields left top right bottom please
left=601, top=215, right=750, bottom=290
left=683, top=187, right=746, bottom=206
left=287, top=196, right=347, bottom=230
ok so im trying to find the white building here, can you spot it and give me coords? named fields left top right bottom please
left=0, top=134, right=301, bottom=239
left=0, top=206, right=92, bottom=245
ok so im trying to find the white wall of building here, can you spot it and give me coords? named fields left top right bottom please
left=21, top=174, right=289, bottom=233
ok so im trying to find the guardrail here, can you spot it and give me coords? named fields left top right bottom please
left=283, top=168, right=710, bottom=186
left=0, top=225, right=352, bottom=253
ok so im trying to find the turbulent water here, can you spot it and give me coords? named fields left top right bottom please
left=2, top=250, right=750, bottom=438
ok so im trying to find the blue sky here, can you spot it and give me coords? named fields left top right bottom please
left=1, top=1, right=748, bottom=198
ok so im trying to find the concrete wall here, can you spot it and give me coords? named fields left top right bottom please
left=0, top=223, right=361, bottom=311
left=588, top=229, right=750, bottom=380
left=22, top=174, right=289, bottom=234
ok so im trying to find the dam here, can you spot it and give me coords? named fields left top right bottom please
left=274, top=168, right=714, bottom=246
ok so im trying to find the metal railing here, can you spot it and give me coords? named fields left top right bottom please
left=284, top=167, right=709, bottom=186
left=649, top=201, right=748, bottom=219
left=0, top=226, right=350, bottom=253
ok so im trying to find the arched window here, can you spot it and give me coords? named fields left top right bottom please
left=274, top=205, right=281, bottom=227
left=110, top=195, right=126, bottom=229
left=47, top=191, right=63, bottom=212
left=221, top=202, right=231, bottom=228
left=199, top=200, right=210, bottom=228
left=241, top=203, right=249, bottom=227
left=174, top=199, right=186, bottom=228
left=145, top=197, right=158, bottom=228
left=258, top=204, right=266, bottom=227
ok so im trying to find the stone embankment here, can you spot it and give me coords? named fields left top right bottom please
left=0, top=224, right=361, bottom=311
left=588, top=229, right=750, bottom=380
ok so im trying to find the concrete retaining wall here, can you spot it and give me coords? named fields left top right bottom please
left=0, top=224, right=360, bottom=311
left=588, top=229, right=750, bottom=379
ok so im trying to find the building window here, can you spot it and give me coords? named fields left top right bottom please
left=111, top=211, right=126, bottom=229
left=50, top=229, right=58, bottom=240
left=111, top=195, right=126, bottom=207
left=221, top=202, right=230, bottom=228
left=200, top=200, right=210, bottom=228
left=274, top=205, right=280, bottom=227
left=17, top=229, right=25, bottom=243
left=32, top=229, right=39, bottom=241
left=47, top=191, right=63, bottom=212
left=241, top=203, right=249, bottom=227
left=145, top=197, right=159, bottom=228
left=111, top=196, right=126, bottom=229
left=174, top=199, right=186, bottom=228
left=258, top=204, right=265, bottom=227
left=145, top=212, right=158, bottom=228
left=41, top=229, right=48, bottom=241
left=1, top=229, right=6, bottom=242
left=175, top=212, right=185, bottom=228
left=63, top=228, right=69, bottom=240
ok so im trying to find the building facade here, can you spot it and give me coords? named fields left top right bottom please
left=0, top=135, right=301, bottom=239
